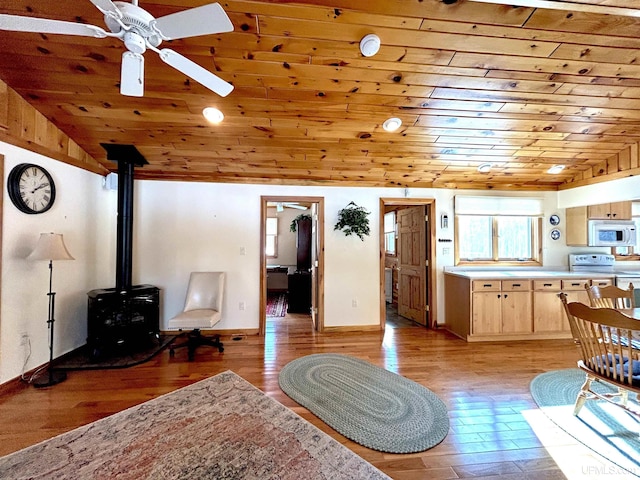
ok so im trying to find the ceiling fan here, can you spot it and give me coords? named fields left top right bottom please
left=0, top=0, right=234, bottom=97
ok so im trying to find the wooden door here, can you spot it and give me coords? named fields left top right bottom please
left=397, top=206, right=427, bottom=325
left=310, top=204, right=318, bottom=330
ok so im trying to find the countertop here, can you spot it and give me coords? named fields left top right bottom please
left=444, top=270, right=619, bottom=280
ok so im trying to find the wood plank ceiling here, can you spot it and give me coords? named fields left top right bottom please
left=2, top=0, right=640, bottom=190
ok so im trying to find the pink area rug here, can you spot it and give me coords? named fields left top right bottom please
left=266, top=292, right=287, bottom=317
left=0, top=371, right=390, bottom=480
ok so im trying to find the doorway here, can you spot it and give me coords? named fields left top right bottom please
left=379, top=198, right=436, bottom=329
left=259, top=196, right=324, bottom=336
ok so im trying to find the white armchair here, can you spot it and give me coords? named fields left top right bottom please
left=168, top=272, right=225, bottom=361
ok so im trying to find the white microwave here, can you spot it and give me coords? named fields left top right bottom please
left=588, top=220, right=636, bottom=247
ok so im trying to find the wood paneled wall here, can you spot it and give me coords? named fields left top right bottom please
left=0, top=79, right=105, bottom=175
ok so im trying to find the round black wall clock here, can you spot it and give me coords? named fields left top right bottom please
left=7, top=163, right=56, bottom=214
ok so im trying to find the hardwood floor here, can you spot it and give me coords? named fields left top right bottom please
left=0, top=311, right=628, bottom=479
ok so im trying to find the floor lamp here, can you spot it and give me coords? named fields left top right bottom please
left=27, top=233, right=74, bottom=388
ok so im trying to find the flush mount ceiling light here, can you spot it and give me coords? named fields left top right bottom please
left=547, top=165, right=565, bottom=174
left=382, top=117, right=402, bottom=132
left=360, top=34, right=381, bottom=57
left=203, top=107, right=224, bottom=124
left=477, top=163, right=492, bottom=173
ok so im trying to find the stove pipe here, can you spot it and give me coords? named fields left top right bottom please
left=116, top=159, right=134, bottom=292
left=100, top=144, right=148, bottom=292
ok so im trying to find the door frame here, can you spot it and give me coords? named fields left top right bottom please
left=259, top=195, right=325, bottom=336
left=379, top=198, right=437, bottom=329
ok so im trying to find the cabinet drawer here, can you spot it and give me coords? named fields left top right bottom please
left=533, top=279, right=562, bottom=291
left=590, top=278, right=613, bottom=287
left=502, top=280, right=531, bottom=291
left=472, top=280, right=500, bottom=292
left=562, top=279, right=589, bottom=291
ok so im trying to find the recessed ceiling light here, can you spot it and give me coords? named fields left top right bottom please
left=382, top=117, right=402, bottom=132
left=203, top=107, right=224, bottom=124
left=477, top=163, right=492, bottom=173
left=360, top=34, right=381, bottom=57
left=547, top=165, right=565, bottom=174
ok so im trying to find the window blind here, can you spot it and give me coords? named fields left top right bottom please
left=455, top=196, right=543, bottom=216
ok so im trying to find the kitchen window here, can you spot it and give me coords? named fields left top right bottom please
left=454, top=196, right=543, bottom=265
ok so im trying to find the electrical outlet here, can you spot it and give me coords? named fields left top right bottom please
left=352, top=299, right=358, bottom=308
left=239, top=246, right=246, bottom=256
left=239, top=301, right=245, bottom=311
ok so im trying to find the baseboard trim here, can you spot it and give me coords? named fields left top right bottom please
left=160, top=328, right=260, bottom=337
left=0, top=368, right=39, bottom=394
left=322, top=325, right=383, bottom=333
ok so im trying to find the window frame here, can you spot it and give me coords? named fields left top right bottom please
left=384, top=211, right=397, bottom=256
left=454, top=214, right=542, bottom=266
left=265, top=217, right=278, bottom=258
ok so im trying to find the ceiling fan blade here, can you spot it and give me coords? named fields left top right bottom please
left=120, top=51, right=144, bottom=97
left=89, top=0, right=122, bottom=17
left=158, top=48, right=233, bottom=97
left=0, top=14, right=107, bottom=37
left=152, top=3, right=233, bottom=40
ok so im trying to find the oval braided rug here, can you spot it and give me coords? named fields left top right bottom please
left=278, top=353, right=449, bottom=453
left=530, top=368, right=640, bottom=477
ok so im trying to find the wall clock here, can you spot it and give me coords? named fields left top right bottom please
left=7, top=163, right=56, bottom=214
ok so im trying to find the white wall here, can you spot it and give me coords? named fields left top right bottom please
left=558, top=176, right=640, bottom=208
left=1, top=142, right=114, bottom=384
left=2, top=147, right=607, bottom=384
left=133, top=183, right=580, bottom=332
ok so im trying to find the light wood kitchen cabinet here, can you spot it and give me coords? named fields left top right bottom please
left=566, top=201, right=632, bottom=246
left=587, top=202, right=631, bottom=220
left=471, top=280, right=532, bottom=336
left=532, top=279, right=589, bottom=333
left=501, top=288, right=533, bottom=334
left=445, top=273, right=613, bottom=342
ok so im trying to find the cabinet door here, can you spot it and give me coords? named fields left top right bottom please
left=610, top=201, right=631, bottom=220
left=587, top=203, right=612, bottom=219
left=472, top=292, right=501, bottom=335
left=533, top=291, right=564, bottom=332
left=501, top=291, right=532, bottom=333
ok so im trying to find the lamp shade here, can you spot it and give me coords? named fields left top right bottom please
left=27, top=233, right=74, bottom=262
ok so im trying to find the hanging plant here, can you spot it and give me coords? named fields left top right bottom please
left=334, top=201, right=370, bottom=241
left=290, top=213, right=312, bottom=232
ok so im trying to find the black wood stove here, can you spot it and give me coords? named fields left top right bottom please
left=87, top=145, right=160, bottom=359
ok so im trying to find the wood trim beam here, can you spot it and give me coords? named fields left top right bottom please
left=466, top=0, right=640, bottom=17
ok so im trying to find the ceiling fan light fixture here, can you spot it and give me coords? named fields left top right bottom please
left=477, top=163, right=492, bottom=173
left=383, top=117, right=402, bottom=132
left=547, top=164, right=565, bottom=174
left=203, top=107, right=224, bottom=124
left=360, top=34, right=381, bottom=57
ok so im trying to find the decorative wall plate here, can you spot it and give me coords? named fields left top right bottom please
left=549, top=214, right=560, bottom=226
left=550, top=229, right=561, bottom=240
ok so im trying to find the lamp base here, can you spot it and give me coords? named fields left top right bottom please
left=32, top=369, right=67, bottom=388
